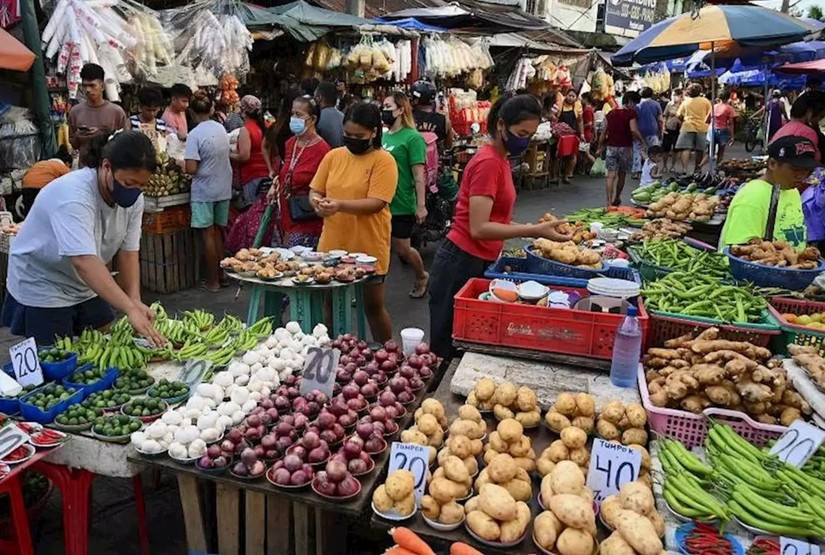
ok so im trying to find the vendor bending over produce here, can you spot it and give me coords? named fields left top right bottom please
left=720, top=136, right=817, bottom=250
left=1, top=131, right=165, bottom=347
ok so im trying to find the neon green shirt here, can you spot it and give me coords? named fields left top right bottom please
left=720, top=179, right=806, bottom=250
left=383, top=127, right=427, bottom=216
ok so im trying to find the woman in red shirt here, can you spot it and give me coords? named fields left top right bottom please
left=231, top=95, right=270, bottom=205
left=266, top=96, right=330, bottom=248
left=428, top=95, right=571, bottom=358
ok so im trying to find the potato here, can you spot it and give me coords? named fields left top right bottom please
left=548, top=494, right=595, bottom=530
left=561, top=427, right=587, bottom=449
left=450, top=419, right=483, bottom=440
left=421, top=495, right=440, bottom=520
left=546, top=440, right=570, bottom=463
left=420, top=398, right=446, bottom=421
left=540, top=473, right=554, bottom=504
left=600, top=495, right=622, bottom=529
left=619, top=481, right=654, bottom=515
left=516, top=386, right=538, bottom=412
left=459, top=404, right=483, bottom=423
left=509, top=435, right=532, bottom=458
left=556, top=527, right=594, bottom=555
left=385, top=470, right=414, bottom=501
left=488, top=453, right=518, bottom=483
left=392, top=495, right=415, bottom=516
left=579, top=487, right=595, bottom=505
left=464, top=455, right=479, bottom=476
left=439, top=501, right=465, bottom=524
left=534, top=511, right=561, bottom=549
left=497, top=418, right=523, bottom=443
left=479, top=483, right=517, bottom=522
left=443, top=455, right=471, bottom=484
left=622, top=428, right=648, bottom=446
left=537, top=457, right=556, bottom=478
left=648, top=509, right=665, bottom=537
left=474, top=378, right=496, bottom=401
left=428, top=427, right=444, bottom=448
left=601, top=400, right=625, bottom=424
left=575, top=393, right=596, bottom=417
left=501, top=477, right=532, bottom=502
left=494, top=404, right=515, bottom=421
left=488, top=431, right=508, bottom=453
left=427, top=446, right=437, bottom=464
left=469, top=438, right=483, bottom=456
left=513, top=456, right=536, bottom=473
left=555, top=393, right=577, bottom=416
left=516, top=409, right=541, bottom=428
left=430, top=477, right=458, bottom=504
left=482, top=449, right=498, bottom=466
left=571, top=415, right=595, bottom=434
left=499, top=501, right=530, bottom=542
left=625, top=403, right=647, bottom=428
left=400, top=429, right=428, bottom=445
left=550, top=461, right=585, bottom=495
left=569, top=447, right=590, bottom=467
left=432, top=467, right=446, bottom=481
left=467, top=391, right=478, bottom=407
left=372, top=485, right=393, bottom=512
left=467, top=510, right=500, bottom=541
left=615, top=510, right=663, bottom=555
left=495, top=381, right=517, bottom=407
left=597, top=419, right=621, bottom=441
left=545, top=410, right=572, bottom=432
left=600, top=531, right=636, bottom=555
left=627, top=444, right=650, bottom=470
left=464, top=496, right=480, bottom=513
left=418, top=414, right=440, bottom=436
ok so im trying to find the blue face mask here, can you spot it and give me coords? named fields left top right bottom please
left=290, top=117, right=307, bottom=135
left=503, top=128, right=531, bottom=156
left=111, top=174, right=142, bottom=208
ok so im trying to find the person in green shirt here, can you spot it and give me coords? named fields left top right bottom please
left=720, top=135, right=818, bottom=251
left=382, top=91, right=429, bottom=298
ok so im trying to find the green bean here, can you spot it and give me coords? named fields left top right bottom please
left=632, top=239, right=730, bottom=279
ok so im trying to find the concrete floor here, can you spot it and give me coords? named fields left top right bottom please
left=7, top=145, right=747, bottom=554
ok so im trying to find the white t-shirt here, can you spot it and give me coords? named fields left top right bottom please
left=8, top=168, right=143, bottom=308
left=640, top=159, right=659, bottom=187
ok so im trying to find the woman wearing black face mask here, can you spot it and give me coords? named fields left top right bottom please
left=1, top=131, right=165, bottom=346
left=310, top=102, right=399, bottom=343
left=428, top=95, right=572, bottom=359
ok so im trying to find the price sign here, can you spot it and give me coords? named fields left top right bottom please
left=781, top=537, right=821, bottom=555
left=299, top=347, right=339, bottom=398
left=388, top=442, right=430, bottom=504
left=586, top=438, right=642, bottom=508
left=178, top=359, right=213, bottom=387
left=9, top=338, right=43, bottom=388
left=0, top=424, right=29, bottom=460
left=769, top=420, right=825, bottom=468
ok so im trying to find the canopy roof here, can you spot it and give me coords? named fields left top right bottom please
left=0, top=28, right=35, bottom=72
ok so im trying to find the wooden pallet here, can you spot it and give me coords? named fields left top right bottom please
left=140, top=229, right=196, bottom=294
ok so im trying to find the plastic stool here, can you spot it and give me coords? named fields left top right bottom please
left=0, top=474, right=35, bottom=555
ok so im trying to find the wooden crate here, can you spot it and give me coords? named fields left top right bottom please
left=142, top=205, right=190, bottom=234
left=140, top=228, right=196, bottom=294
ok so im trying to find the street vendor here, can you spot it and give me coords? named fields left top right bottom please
left=1, top=131, right=165, bottom=347
left=720, top=135, right=818, bottom=251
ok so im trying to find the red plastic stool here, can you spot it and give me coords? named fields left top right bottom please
left=0, top=474, right=35, bottom=555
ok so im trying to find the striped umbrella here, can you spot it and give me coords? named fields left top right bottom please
left=612, top=4, right=817, bottom=66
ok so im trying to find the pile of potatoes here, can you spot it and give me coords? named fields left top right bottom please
left=536, top=427, right=590, bottom=477
left=437, top=434, right=481, bottom=478
left=475, top=453, right=532, bottom=502
left=600, top=481, right=665, bottom=555
left=414, top=399, right=449, bottom=433
left=484, top=418, right=536, bottom=472
left=424, top=455, right=474, bottom=522
left=628, top=444, right=653, bottom=490
left=404, top=405, right=446, bottom=449
left=372, top=470, right=416, bottom=518
left=447, top=405, right=487, bottom=441
left=544, top=392, right=596, bottom=434
left=596, top=400, right=649, bottom=446
left=466, top=379, right=541, bottom=428
left=465, top=483, right=530, bottom=544
left=534, top=462, right=598, bottom=555
left=398, top=428, right=438, bottom=464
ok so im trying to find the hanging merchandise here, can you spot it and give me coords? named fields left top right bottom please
left=505, top=58, right=535, bottom=91
left=219, top=74, right=240, bottom=110
left=345, top=35, right=395, bottom=83
left=423, top=36, right=493, bottom=80
left=588, top=67, right=615, bottom=101
left=638, top=64, right=671, bottom=94
left=0, top=104, right=40, bottom=171
left=448, top=89, right=491, bottom=137
left=0, top=0, right=20, bottom=28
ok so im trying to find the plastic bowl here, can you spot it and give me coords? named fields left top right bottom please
left=422, top=513, right=464, bottom=531
left=371, top=502, right=415, bottom=522
left=724, top=247, right=825, bottom=290
left=465, top=521, right=526, bottom=548
left=311, top=477, right=362, bottom=501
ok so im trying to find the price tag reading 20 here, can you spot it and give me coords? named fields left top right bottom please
left=9, top=338, right=44, bottom=388
left=299, top=347, right=340, bottom=398
left=769, top=420, right=825, bottom=468
left=781, top=537, right=821, bottom=555
left=586, top=438, right=642, bottom=508
left=388, top=442, right=430, bottom=504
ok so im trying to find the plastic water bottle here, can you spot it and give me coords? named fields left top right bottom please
left=610, top=306, right=642, bottom=388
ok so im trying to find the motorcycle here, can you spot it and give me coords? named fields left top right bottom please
left=411, top=153, right=458, bottom=250
left=744, top=118, right=764, bottom=153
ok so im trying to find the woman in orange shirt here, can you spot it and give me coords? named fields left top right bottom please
left=310, top=102, right=398, bottom=342
left=230, top=95, right=270, bottom=205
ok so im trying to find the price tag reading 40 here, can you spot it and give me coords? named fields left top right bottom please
left=388, top=442, right=429, bottom=504
left=769, top=420, right=825, bottom=468
left=9, top=338, right=44, bottom=388
left=781, top=537, right=821, bottom=555
left=299, top=347, right=340, bottom=398
left=586, top=438, right=642, bottom=508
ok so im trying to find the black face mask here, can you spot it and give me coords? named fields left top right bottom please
left=344, top=136, right=372, bottom=155
left=381, top=110, right=396, bottom=127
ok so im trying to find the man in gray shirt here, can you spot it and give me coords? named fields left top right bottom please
left=315, top=82, right=344, bottom=148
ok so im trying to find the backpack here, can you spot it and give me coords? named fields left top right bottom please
left=420, top=131, right=440, bottom=193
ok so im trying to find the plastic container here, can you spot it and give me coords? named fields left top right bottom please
left=19, top=384, right=84, bottom=424
left=675, top=523, right=745, bottom=555
left=452, top=278, right=649, bottom=361
left=610, top=306, right=643, bottom=388
left=724, top=248, right=825, bottom=290
left=524, top=246, right=605, bottom=280
left=485, top=257, right=641, bottom=287
left=62, top=365, right=120, bottom=396
left=39, top=350, right=78, bottom=382
left=627, top=237, right=720, bottom=282
left=767, top=296, right=825, bottom=356
left=637, top=364, right=785, bottom=448
left=647, top=309, right=781, bottom=348
left=400, top=328, right=425, bottom=356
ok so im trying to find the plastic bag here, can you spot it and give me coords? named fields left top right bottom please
left=590, top=157, right=607, bottom=177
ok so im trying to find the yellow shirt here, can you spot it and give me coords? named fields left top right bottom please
left=310, top=147, right=398, bottom=275
left=677, top=96, right=713, bottom=133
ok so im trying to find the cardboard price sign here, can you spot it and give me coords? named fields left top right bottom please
left=178, top=359, right=213, bottom=388
left=9, top=338, right=44, bottom=388
left=781, top=537, right=821, bottom=555
left=586, top=438, right=642, bottom=507
left=387, top=442, right=430, bottom=504
left=0, top=424, right=30, bottom=460
left=299, top=347, right=339, bottom=398
left=769, top=420, right=825, bottom=468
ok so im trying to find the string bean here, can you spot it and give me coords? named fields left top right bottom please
left=633, top=240, right=730, bottom=279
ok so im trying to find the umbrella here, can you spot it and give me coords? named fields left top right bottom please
left=0, top=27, right=34, bottom=72
left=777, top=58, right=825, bottom=74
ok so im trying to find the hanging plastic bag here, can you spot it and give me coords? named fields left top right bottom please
left=590, top=157, right=607, bottom=177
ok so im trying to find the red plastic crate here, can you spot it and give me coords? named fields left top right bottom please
left=452, top=278, right=648, bottom=360
left=767, top=296, right=825, bottom=356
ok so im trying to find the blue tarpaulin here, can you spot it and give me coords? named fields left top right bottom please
left=375, top=17, right=445, bottom=32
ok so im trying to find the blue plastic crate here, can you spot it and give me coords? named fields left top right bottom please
left=524, top=245, right=607, bottom=279
left=39, top=350, right=78, bottom=381
left=486, top=256, right=641, bottom=288
left=0, top=396, right=20, bottom=415
left=63, top=365, right=119, bottom=396
left=19, top=383, right=85, bottom=424
left=724, top=248, right=825, bottom=291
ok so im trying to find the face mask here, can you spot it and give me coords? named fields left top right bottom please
left=381, top=110, right=397, bottom=127
left=110, top=172, right=142, bottom=208
left=290, top=117, right=306, bottom=135
left=344, top=136, right=372, bottom=155
left=502, top=128, right=531, bottom=156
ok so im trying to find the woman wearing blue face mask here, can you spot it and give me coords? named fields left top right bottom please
left=265, top=96, right=330, bottom=248
left=428, top=95, right=572, bottom=358
left=1, top=130, right=165, bottom=346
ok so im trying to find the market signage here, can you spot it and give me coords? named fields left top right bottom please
left=586, top=438, right=642, bottom=508
left=604, top=0, right=656, bottom=38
